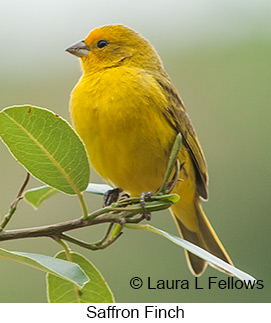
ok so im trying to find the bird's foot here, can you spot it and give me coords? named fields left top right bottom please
left=140, top=191, right=153, bottom=220
left=103, top=188, right=122, bottom=207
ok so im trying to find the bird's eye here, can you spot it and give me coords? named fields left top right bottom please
left=97, top=40, right=108, bottom=49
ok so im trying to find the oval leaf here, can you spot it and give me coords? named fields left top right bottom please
left=47, top=251, right=114, bottom=303
left=0, top=106, right=90, bottom=194
left=24, top=186, right=58, bottom=209
left=0, top=248, right=89, bottom=288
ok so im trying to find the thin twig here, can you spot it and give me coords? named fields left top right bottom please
left=0, top=172, right=30, bottom=231
left=98, top=223, right=114, bottom=245
left=59, top=231, right=123, bottom=251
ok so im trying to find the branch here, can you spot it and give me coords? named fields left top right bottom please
left=0, top=134, right=182, bottom=250
left=0, top=209, right=129, bottom=242
left=0, top=194, right=177, bottom=243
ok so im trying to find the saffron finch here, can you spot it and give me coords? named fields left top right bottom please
left=66, top=25, right=233, bottom=276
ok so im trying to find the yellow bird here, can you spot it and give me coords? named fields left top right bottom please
left=66, top=25, right=233, bottom=276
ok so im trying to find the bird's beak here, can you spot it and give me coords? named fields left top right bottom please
left=65, top=40, right=91, bottom=57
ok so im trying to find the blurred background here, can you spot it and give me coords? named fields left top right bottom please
left=0, top=0, right=270, bottom=302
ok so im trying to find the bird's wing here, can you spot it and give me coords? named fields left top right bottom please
left=153, top=73, right=208, bottom=199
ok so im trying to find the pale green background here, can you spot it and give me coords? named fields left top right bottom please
left=0, top=0, right=270, bottom=302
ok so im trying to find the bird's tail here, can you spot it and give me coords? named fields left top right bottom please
left=170, top=199, right=233, bottom=276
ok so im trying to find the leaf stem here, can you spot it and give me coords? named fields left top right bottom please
left=56, top=239, right=72, bottom=260
left=56, top=239, right=82, bottom=302
left=78, top=192, right=88, bottom=220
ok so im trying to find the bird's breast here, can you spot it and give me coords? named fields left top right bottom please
left=70, top=68, right=176, bottom=195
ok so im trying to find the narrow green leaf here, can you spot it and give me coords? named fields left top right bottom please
left=124, top=224, right=256, bottom=283
left=47, top=251, right=114, bottom=303
left=0, top=248, right=89, bottom=288
left=24, top=186, right=58, bottom=209
left=0, top=105, right=90, bottom=194
left=110, top=224, right=123, bottom=240
left=85, top=183, right=113, bottom=195
left=152, top=193, right=179, bottom=203
left=158, top=133, right=182, bottom=194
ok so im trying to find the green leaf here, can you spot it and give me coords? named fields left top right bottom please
left=23, top=182, right=113, bottom=209
left=152, top=193, right=179, bottom=204
left=0, top=105, right=90, bottom=194
left=24, top=186, right=58, bottom=209
left=0, top=248, right=89, bottom=288
left=85, top=183, right=113, bottom=195
left=124, top=224, right=256, bottom=283
left=47, top=251, right=114, bottom=303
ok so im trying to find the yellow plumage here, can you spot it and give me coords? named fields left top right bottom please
left=67, top=25, right=233, bottom=276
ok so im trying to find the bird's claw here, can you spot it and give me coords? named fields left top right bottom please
left=103, top=188, right=122, bottom=207
left=140, top=191, right=153, bottom=220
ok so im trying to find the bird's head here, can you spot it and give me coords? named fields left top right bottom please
left=66, top=25, right=163, bottom=75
